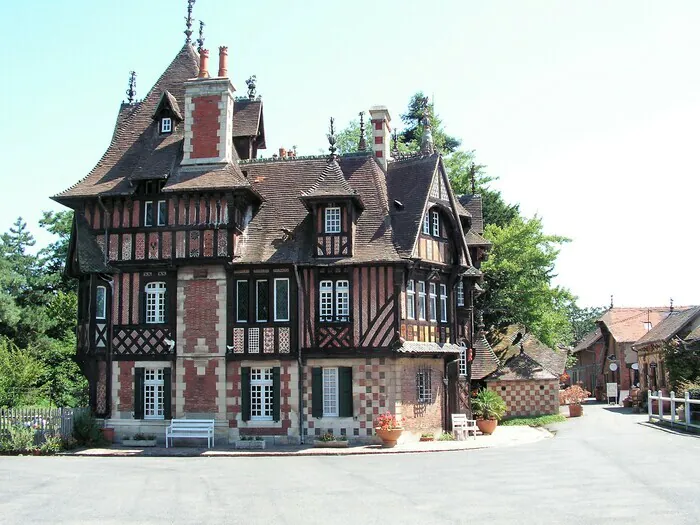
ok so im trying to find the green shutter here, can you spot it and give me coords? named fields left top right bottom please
left=241, top=367, right=251, bottom=421
left=134, top=367, right=144, bottom=420
left=339, top=367, right=353, bottom=417
left=163, top=367, right=172, bottom=420
left=311, top=367, right=323, bottom=418
left=272, top=367, right=281, bottom=422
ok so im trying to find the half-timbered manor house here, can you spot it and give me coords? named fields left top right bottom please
left=53, top=15, right=489, bottom=444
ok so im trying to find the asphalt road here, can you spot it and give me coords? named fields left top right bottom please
left=1, top=403, right=698, bottom=525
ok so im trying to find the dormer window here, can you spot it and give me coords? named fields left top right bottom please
left=432, top=211, right=440, bottom=236
left=325, top=207, right=341, bottom=234
left=160, top=117, right=172, bottom=134
left=423, top=212, right=430, bottom=235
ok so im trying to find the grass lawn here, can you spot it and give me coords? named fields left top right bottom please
left=501, top=414, right=567, bottom=427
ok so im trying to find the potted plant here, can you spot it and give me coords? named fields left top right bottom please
left=234, top=436, right=266, bottom=450
left=419, top=432, right=434, bottom=442
left=375, top=412, right=404, bottom=447
left=560, top=385, right=590, bottom=417
left=122, top=433, right=157, bottom=447
left=313, top=433, right=349, bottom=448
left=471, top=389, right=507, bottom=434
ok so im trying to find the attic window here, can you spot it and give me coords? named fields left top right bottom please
left=160, top=117, right=172, bottom=134
left=325, top=207, right=341, bottom=234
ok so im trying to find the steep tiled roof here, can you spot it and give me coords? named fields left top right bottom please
left=72, top=214, right=113, bottom=274
left=397, top=341, right=462, bottom=354
left=488, top=324, right=567, bottom=375
left=572, top=328, right=603, bottom=354
left=465, top=230, right=492, bottom=247
left=485, top=352, right=558, bottom=381
left=53, top=44, right=200, bottom=202
left=598, top=307, right=677, bottom=343
left=163, top=160, right=251, bottom=193
left=232, top=99, right=263, bottom=140
left=300, top=158, right=362, bottom=204
left=471, top=334, right=499, bottom=380
left=236, top=155, right=399, bottom=264
left=634, top=306, right=700, bottom=348
left=459, top=194, right=484, bottom=234
left=685, top=325, right=700, bottom=343
left=385, top=154, right=440, bottom=257
left=153, top=91, right=183, bottom=121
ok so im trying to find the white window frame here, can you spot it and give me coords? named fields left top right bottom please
left=322, top=367, right=339, bottom=417
left=236, top=280, right=248, bottom=323
left=423, top=212, right=430, bottom=234
left=144, top=201, right=154, bottom=227
left=432, top=210, right=440, bottom=237
left=459, top=343, right=468, bottom=377
left=429, top=283, right=437, bottom=322
left=157, top=200, right=167, bottom=226
left=144, top=367, right=165, bottom=420
left=440, top=284, right=447, bottom=322
left=406, top=280, right=415, bottom=320
left=325, top=207, right=341, bottom=234
left=418, top=281, right=426, bottom=321
left=336, top=280, right=350, bottom=321
left=145, top=282, right=166, bottom=324
left=161, top=117, right=172, bottom=133
left=256, top=280, right=269, bottom=322
left=250, top=368, right=274, bottom=421
left=273, top=278, right=290, bottom=322
left=457, top=279, right=465, bottom=307
left=320, top=280, right=334, bottom=321
left=643, top=322, right=653, bottom=332
left=95, top=285, right=106, bottom=320
left=416, top=368, right=432, bottom=404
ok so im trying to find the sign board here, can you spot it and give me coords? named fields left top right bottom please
left=609, top=362, right=618, bottom=372
left=606, top=382, right=618, bottom=404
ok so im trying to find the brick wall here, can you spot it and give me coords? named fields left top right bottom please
left=190, top=95, right=220, bottom=159
left=396, top=357, right=444, bottom=433
left=487, top=379, right=559, bottom=417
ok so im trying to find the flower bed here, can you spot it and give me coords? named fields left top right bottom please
left=313, top=433, right=349, bottom=448
left=235, top=437, right=265, bottom=450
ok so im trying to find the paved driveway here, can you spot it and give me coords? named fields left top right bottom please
left=0, top=403, right=698, bottom=524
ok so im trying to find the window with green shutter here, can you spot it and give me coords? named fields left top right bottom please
left=338, top=367, right=353, bottom=417
left=241, top=367, right=251, bottom=421
left=134, top=367, right=144, bottom=420
left=311, top=367, right=323, bottom=418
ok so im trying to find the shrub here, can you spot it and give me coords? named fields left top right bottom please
left=437, top=432, right=455, bottom=441
left=72, top=411, right=105, bottom=447
left=0, top=425, right=37, bottom=453
left=501, top=414, right=566, bottom=427
left=132, top=433, right=156, bottom=441
left=560, top=385, right=590, bottom=405
left=61, top=436, right=78, bottom=450
left=471, top=389, right=507, bottom=421
left=40, top=435, right=63, bottom=455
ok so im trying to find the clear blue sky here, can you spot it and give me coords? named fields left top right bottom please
left=3, top=0, right=698, bottom=308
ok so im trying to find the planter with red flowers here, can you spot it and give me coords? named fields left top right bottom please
left=471, top=388, right=508, bottom=435
left=560, top=385, right=590, bottom=417
left=374, top=412, right=405, bottom=447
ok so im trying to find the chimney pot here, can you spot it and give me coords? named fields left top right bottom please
left=279, top=147, right=287, bottom=158
left=198, top=49, right=210, bottom=78
left=218, top=46, right=228, bottom=78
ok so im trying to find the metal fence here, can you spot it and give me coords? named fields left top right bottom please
left=0, top=407, right=90, bottom=438
left=648, top=391, right=700, bottom=431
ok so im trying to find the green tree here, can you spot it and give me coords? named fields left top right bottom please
left=568, top=304, right=606, bottom=345
left=335, top=116, right=374, bottom=155
left=400, top=92, right=461, bottom=154
left=0, top=338, right=46, bottom=408
left=39, top=211, right=75, bottom=294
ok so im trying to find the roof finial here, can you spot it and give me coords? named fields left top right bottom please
left=358, top=112, right=367, bottom=152
left=470, top=163, right=476, bottom=194
left=391, top=128, right=399, bottom=157
left=246, top=76, right=257, bottom=100
left=610, top=295, right=614, bottom=309
left=327, top=117, right=338, bottom=159
left=197, top=20, right=205, bottom=53
left=126, top=71, right=137, bottom=104
left=184, top=0, right=196, bottom=43
left=670, top=297, right=674, bottom=313
left=418, top=95, right=434, bottom=155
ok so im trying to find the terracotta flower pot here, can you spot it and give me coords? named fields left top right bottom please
left=375, top=428, right=403, bottom=447
left=476, top=419, right=498, bottom=435
left=568, top=404, right=583, bottom=417
left=100, top=427, right=115, bottom=444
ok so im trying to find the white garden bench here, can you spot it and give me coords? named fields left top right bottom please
left=451, top=414, right=477, bottom=440
left=165, top=419, right=215, bottom=449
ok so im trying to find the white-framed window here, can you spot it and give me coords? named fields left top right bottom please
left=274, top=278, right=290, bottom=322
left=161, top=117, right=172, bottom=133
left=325, top=207, right=341, bottom=234
left=418, top=281, right=426, bottom=320
left=416, top=368, right=432, bottom=403
left=406, top=280, right=415, bottom=320
left=144, top=201, right=154, bottom=227
left=459, top=343, right=468, bottom=377
left=145, top=282, right=166, bottom=324
left=144, top=367, right=164, bottom=419
left=320, top=280, right=334, bottom=321
left=236, top=280, right=249, bottom=322
left=440, top=284, right=448, bottom=322
left=256, top=280, right=269, bottom=322
left=423, top=212, right=430, bottom=234
left=432, top=210, right=440, bottom=237
left=323, top=367, right=339, bottom=417
left=429, top=283, right=437, bottom=322
left=643, top=322, right=653, bottom=332
left=157, top=200, right=167, bottom=226
left=336, top=280, right=350, bottom=320
left=250, top=368, right=273, bottom=421
left=96, top=285, right=106, bottom=320
left=457, top=279, right=465, bottom=307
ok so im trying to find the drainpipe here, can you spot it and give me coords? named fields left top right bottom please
left=98, top=273, right=115, bottom=420
left=96, top=196, right=109, bottom=267
left=293, top=264, right=304, bottom=444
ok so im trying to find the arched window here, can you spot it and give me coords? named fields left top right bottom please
left=145, top=282, right=166, bottom=324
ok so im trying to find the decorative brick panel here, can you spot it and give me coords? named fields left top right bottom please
left=191, top=95, right=221, bottom=159
left=183, top=358, right=219, bottom=413
left=117, top=361, right=134, bottom=412
left=487, top=380, right=559, bottom=417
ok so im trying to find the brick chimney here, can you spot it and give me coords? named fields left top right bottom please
left=368, top=106, right=391, bottom=170
left=182, top=47, right=236, bottom=165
